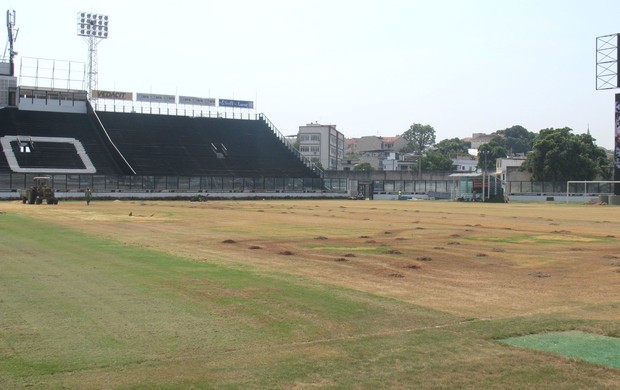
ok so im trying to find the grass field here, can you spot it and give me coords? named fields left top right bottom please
left=1, top=199, right=620, bottom=389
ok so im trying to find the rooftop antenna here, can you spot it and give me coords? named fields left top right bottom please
left=5, top=10, right=18, bottom=76
left=77, top=12, right=109, bottom=98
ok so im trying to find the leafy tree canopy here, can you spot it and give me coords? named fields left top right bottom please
left=494, top=125, right=536, bottom=155
left=477, top=140, right=507, bottom=171
left=435, top=137, right=471, bottom=157
left=522, top=127, right=610, bottom=181
left=420, top=150, right=454, bottom=172
left=402, top=123, right=436, bottom=154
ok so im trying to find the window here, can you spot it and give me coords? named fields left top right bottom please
left=310, top=134, right=321, bottom=141
left=299, top=135, right=310, bottom=142
left=299, top=146, right=310, bottom=152
left=310, top=146, right=320, bottom=153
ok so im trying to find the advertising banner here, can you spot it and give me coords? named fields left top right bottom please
left=136, top=92, right=176, bottom=104
left=93, top=90, right=133, bottom=101
left=219, top=99, right=254, bottom=109
left=179, top=95, right=216, bottom=106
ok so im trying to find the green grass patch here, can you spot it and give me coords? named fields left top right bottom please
left=0, top=212, right=455, bottom=387
left=501, top=331, right=620, bottom=368
left=464, top=233, right=609, bottom=244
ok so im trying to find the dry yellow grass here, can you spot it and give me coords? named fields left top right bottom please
left=4, top=198, right=619, bottom=322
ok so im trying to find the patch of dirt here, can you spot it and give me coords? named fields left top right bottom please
left=335, top=258, right=348, bottom=262
left=386, top=249, right=402, bottom=255
left=404, top=264, right=421, bottom=269
left=222, top=239, right=236, bottom=244
left=314, top=236, right=328, bottom=240
left=476, top=253, right=488, bottom=257
left=343, top=253, right=356, bottom=258
left=248, top=245, right=261, bottom=250
left=388, top=273, right=404, bottom=278
left=11, top=199, right=620, bottom=321
left=529, top=272, right=551, bottom=278
left=279, top=251, right=294, bottom=256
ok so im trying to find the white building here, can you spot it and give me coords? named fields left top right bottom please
left=298, top=123, right=344, bottom=170
left=452, top=158, right=478, bottom=172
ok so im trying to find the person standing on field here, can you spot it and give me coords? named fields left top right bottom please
left=85, top=187, right=92, bottom=206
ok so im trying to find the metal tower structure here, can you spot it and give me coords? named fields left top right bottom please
left=596, top=33, right=620, bottom=195
left=77, top=12, right=109, bottom=99
left=5, top=10, right=18, bottom=76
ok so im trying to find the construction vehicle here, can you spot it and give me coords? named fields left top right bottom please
left=19, top=176, right=59, bottom=205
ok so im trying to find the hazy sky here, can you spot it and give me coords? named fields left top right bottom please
left=4, top=0, right=620, bottom=148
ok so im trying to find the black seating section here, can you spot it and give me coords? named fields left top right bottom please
left=12, top=141, right=86, bottom=170
left=97, top=112, right=318, bottom=177
left=0, top=107, right=126, bottom=174
left=0, top=107, right=319, bottom=178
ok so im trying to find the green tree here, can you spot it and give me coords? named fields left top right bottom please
left=353, top=162, right=374, bottom=171
left=402, top=123, right=436, bottom=154
left=522, top=127, right=610, bottom=181
left=435, top=137, right=471, bottom=158
left=402, top=123, right=436, bottom=175
left=420, top=150, right=454, bottom=172
left=477, top=140, right=507, bottom=171
left=495, top=125, right=536, bottom=155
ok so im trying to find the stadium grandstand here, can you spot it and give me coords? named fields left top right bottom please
left=0, top=90, right=328, bottom=196
left=0, top=36, right=336, bottom=197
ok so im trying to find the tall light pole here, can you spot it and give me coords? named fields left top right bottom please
left=77, top=12, right=109, bottom=99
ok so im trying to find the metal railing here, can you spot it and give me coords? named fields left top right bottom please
left=0, top=173, right=327, bottom=193
left=258, top=114, right=324, bottom=179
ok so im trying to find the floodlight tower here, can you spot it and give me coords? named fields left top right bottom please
left=77, top=12, right=109, bottom=99
left=596, top=34, right=620, bottom=196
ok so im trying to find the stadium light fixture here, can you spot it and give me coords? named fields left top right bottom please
left=77, top=12, right=109, bottom=99
left=77, top=13, right=109, bottom=38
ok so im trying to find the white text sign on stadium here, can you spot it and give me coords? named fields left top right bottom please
left=219, top=99, right=254, bottom=109
left=178, top=96, right=216, bottom=106
left=93, top=90, right=133, bottom=101
left=136, top=93, right=176, bottom=104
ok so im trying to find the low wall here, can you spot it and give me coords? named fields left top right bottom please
left=0, top=190, right=348, bottom=201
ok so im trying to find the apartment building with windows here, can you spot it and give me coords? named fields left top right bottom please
left=298, top=123, right=344, bottom=170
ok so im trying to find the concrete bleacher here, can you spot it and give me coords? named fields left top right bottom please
left=97, top=112, right=318, bottom=177
left=0, top=107, right=129, bottom=175
left=0, top=106, right=320, bottom=182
